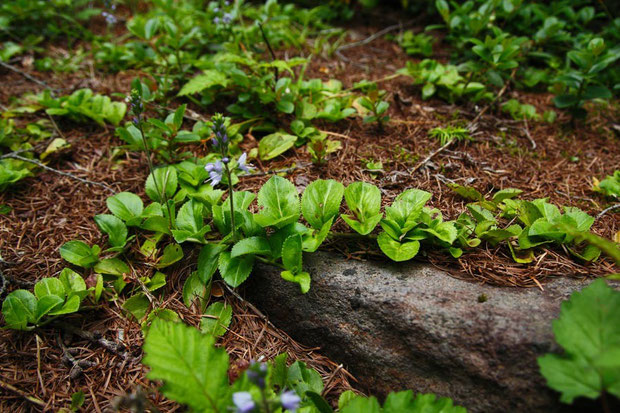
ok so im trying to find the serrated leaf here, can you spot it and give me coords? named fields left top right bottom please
left=231, top=237, right=271, bottom=258
left=254, top=176, right=300, bottom=229
left=178, top=71, right=229, bottom=96
left=218, top=252, right=254, bottom=287
left=197, top=243, right=227, bottom=284
left=143, top=319, right=231, bottom=412
left=538, top=279, right=620, bottom=403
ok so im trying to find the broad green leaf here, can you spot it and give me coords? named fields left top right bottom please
left=306, top=391, right=334, bottom=413
left=254, top=176, right=300, bottom=229
left=143, top=319, right=231, bottom=412
left=157, top=243, right=184, bottom=268
left=218, top=252, right=254, bottom=287
left=94, top=214, right=128, bottom=248
left=35, top=295, right=64, bottom=321
left=377, top=233, right=420, bottom=262
left=231, top=237, right=271, bottom=258
left=301, top=179, right=344, bottom=230
left=34, top=277, right=65, bottom=299
left=258, top=132, right=297, bottom=160
left=58, top=268, right=87, bottom=296
left=123, top=293, right=150, bottom=321
left=197, top=243, right=227, bottom=284
left=341, top=182, right=382, bottom=235
left=340, top=396, right=381, bottom=413
left=49, top=295, right=81, bottom=316
left=538, top=280, right=620, bottom=403
left=447, top=183, right=483, bottom=201
left=200, top=302, right=233, bottom=337
left=182, top=272, right=208, bottom=309
left=2, top=290, right=37, bottom=329
left=60, top=240, right=99, bottom=268
left=146, top=166, right=178, bottom=203
left=94, top=258, right=130, bottom=276
left=492, top=188, right=523, bottom=204
left=106, top=192, right=144, bottom=224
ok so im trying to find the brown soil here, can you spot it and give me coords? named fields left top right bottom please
left=1, top=13, right=619, bottom=413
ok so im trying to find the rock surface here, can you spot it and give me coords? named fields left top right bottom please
left=246, top=252, right=616, bottom=412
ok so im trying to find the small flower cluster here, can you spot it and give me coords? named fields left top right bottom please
left=213, top=1, right=233, bottom=26
left=232, top=361, right=301, bottom=413
left=102, top=0, right=118, bottom=25
left=204, top=114, right=252, bottom=186
left=125, top=89, right=144, bottom=125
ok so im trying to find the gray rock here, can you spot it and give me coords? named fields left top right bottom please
left=245, top=252, right=616, bottom=412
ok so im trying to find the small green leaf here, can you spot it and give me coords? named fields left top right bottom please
left=197, top=243, right=227, bottom=284
left=157, top=244, right=184, bottom=268
left=94, top=214, right=128, bottom=248
left=60, top=241, right=99, bottom=268
left=301, top=179, right=344, bottom=230
left=218, top=252, right=254, bottom=287
left=1, top=290, right=37, bottom=330
left=123, top=293, right=151, bottom=321
left=282, top=234, right=303, bottom=274
left=254, top=176, right=300, bottom=229
left=146, top=166, right=178, bottom=203
left=106, top=192, right=144, bottom=224
left=94, top=258, right=130, bottom=276
left=281, top=270, right=311, bottom=294
left=258, top=132, right=297, bottom=160
left=377, top=233, right=420, bottom=262
left=34, top=277, right=65, bottom=299
left=200, top=302, right=233, bottom=337
left=231, top=236, right=271, bottom=258
left=35, top=295, right=64, bottom=321
left=182, top=272, right=208, bottom=309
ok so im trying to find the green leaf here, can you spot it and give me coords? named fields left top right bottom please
left=200, top=302, right=233, bottom=337
left=448, top=183, right=483, bottom=201
left=258, top=132, right=297, bottom=160
left=554, top=94, right=579, bottom=109
left=157, top=244, right=184, bottom=268
left=94, top=258, right=130, bottom=276
left=218, top=252, right=254, bottom=287
left=287, top=361, right=324, bottom=396
left=377, top=233, right=420, bottom=262
left=94, top=214, right=128, bottom=248
left=341, top=182, right=382, bottom=235
left=254, top=176, right=301, bottom=229
left=301, top=179, right=344, bottom=230
left=145, top=166, right=178, bottom=203
left=538, top=279, right=620, bottom=403
left=172, top=199, right=209, bottom=243
left=34, top=277, right=65, bottom=299
left=231, top=237, right=271, bottom=258
left=306, top=391, right=334, bottom=413
left=123, top=293, right=150, bottom=321
left=2, top=290, right=37, bottom=329
left=340, top=396, right=381, bottom=413
left=58, top=268, right=87, bottom=296
left=178, top=70, right=229, bottom=96
left=280, top=270, right=311, bottom=294
left=182, top=272, right=208, bottom=309
left=60, top=240, right=99, bottom=268
left=49, top=294, right=81, bottom=316
left=35, top=295, right=64, bottom=321
left=197, top=243, right=227, bottom=284
left=106, top=192, right=144, bottom=225
left=282, top=234, right=303, bottom=274
left=582, top=85, right=612, bottom=101
left=143, top=320, right=231, bottom=412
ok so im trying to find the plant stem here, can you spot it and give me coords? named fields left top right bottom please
left=225, top=163, right=236, bottom=241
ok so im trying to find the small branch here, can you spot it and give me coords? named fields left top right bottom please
left=244, top=162, right=311, bottom=177
left=336, top=23, right=403, bottom=52
left=522, top=119, right=536, bottom=149
left=409, top=138, right=455, bottom=175
left=0, top=378, right=47, bottom=408
left=3, top=154, right=115, bottom=193
left=596, top=203, right=620, bottom=220
left=55, top=322, right=130, bottom=359
left=0, top=61, right=54, bottom=91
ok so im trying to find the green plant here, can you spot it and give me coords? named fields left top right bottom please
left=35, top=89, right=127, bottom=126
left=142, top=318, right=468, bottom=413
left=538, top=279, right=620, bottom=406
left=501, top=99, right=539, bottom=121
left=593, top=170, right=620, bottom=199
left=357, top=88, right=390, bottom=130
left=398, top=30, right=435, bottom=57
left=2, top=269, right=90, bottom=330
left=552, top=38, right=619, bottom=119
left=428, top=126, right=471, bottom=146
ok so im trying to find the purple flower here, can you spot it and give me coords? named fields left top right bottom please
left=205, top=160, right=224, bottom=186
left=213, top=16, right=221, bottom=25
left=246, top=360, right=267, bottom=389
left=237, top=152, right=253, bottom=173
left=222, top=12, right=233, bottom=24
left=211, top=114, right=229, bottom=151
left=102, top=11, right=118, bottom=25
left=233, top=392, right=255, bottom=413
left=281, top=391, right=301, bottom=412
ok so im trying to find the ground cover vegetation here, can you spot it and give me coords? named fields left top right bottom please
left=0, top=0, right=619, bottom=411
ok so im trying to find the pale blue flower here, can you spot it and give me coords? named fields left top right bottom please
left=237, top=152, right=253, bottom=173
left=281, top=391, right=301, bottom=411
left=205, top=160, right=224, bottom=186
left=233, top=392, right=255, bottom=413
